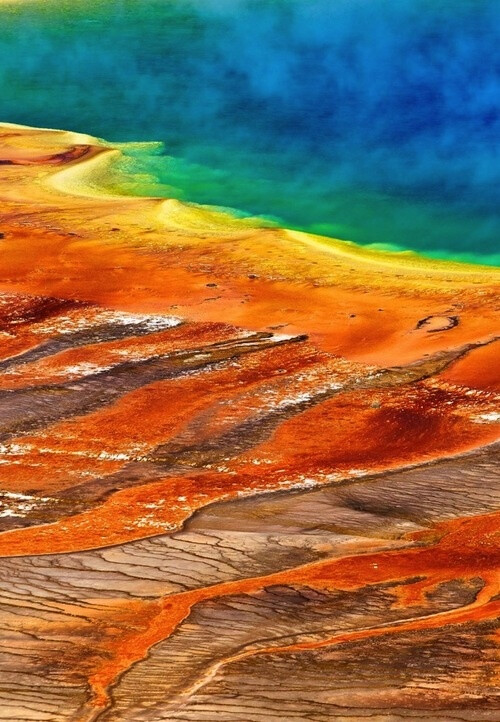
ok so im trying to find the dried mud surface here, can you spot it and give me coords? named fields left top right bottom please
left=0, top=125, right=498, bottom=721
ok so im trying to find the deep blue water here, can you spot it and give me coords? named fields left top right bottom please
left=0, top=0, right=499, bottom=264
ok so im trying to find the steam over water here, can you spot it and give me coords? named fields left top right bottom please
left=1, top=0, right=499, bottom=264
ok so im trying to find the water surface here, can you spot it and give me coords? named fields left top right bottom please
left=1, top=0, right=499, bottom=264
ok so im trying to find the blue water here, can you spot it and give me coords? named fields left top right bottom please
left=0, top=0, right=499, bottom=264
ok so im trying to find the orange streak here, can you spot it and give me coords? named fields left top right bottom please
left=0, top=143, right=91, bottom=166
left=76, top=511, right=499, bottom=710
left=0, top=380, right=497, bottom=554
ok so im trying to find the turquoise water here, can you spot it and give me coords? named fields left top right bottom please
left=0, top=0, right=499, bottom=265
